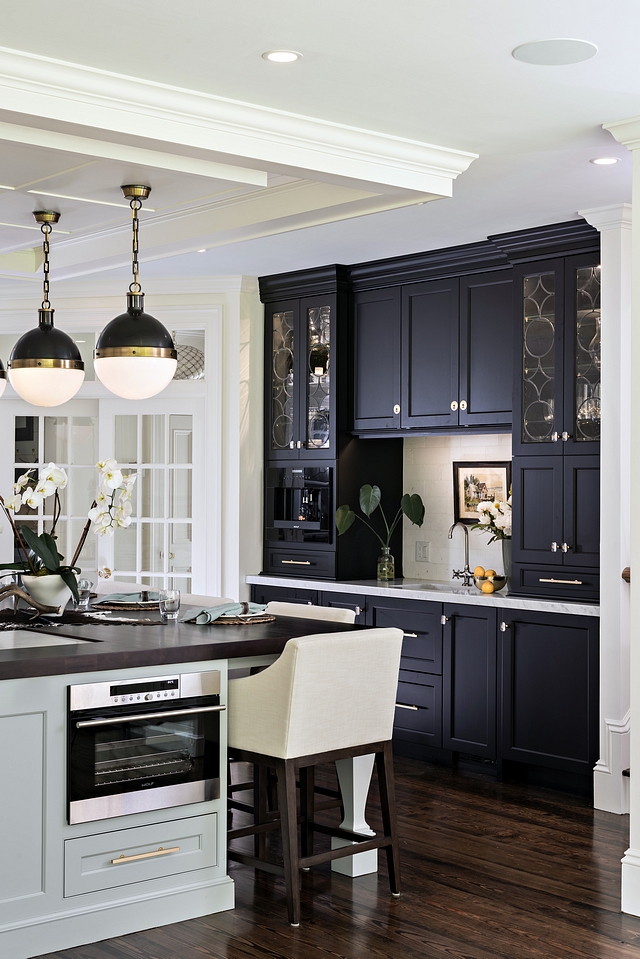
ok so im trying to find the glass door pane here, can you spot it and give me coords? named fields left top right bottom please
left=305, top=304, right=331, bottom=450
left=574, top=265, right=601, bottom=442
left=271, top=310, right=295, bottom=451
left=522, top=272, right=556, bottom=443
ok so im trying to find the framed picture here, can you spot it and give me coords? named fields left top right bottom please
left=453, top=461, right=511, bottom=525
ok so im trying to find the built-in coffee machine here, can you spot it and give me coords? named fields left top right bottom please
left=265, top=466, right=331, bottom=544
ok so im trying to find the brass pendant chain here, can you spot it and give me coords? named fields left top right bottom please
left=129, top=197, right=142, bottom=294
left=41, top=222, right=51, bottom=309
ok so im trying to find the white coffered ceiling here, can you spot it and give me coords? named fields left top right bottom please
left=0, top=0, right=635, bottom=287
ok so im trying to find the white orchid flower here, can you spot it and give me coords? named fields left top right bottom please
left=88, top=505, right=109, bottom=523
left=22, top=488, right=43, bottom=509
left=16, top=472, right=33, bottom=490
left=101, top=468, right=123, bottom=492
left=95, top=522, right=115, bottom=537
left=5, top=493, right=23, bottom=511
left=97, top=458, right=117, bottom=473
left=95, top=489, right=107, bottom=505
left=34, top=478, right=56, bottom=499
left=40, top=463, right=68, bottom=489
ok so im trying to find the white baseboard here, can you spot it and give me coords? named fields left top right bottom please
left=594, top=710, right=630, bottom=814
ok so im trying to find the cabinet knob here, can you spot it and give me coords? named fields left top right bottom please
left=459, top=400, right=467, bottom=411
left=354, top=606, right=362, bottom=615
left=561, top=431, right=571, bottom=442
left=551, top=431, right=559, bottom=442
left=440, top=615, right=449, bottom=625
left=289, top=440, right=295, bottom=449
left=551, top=542, right=559, bottom=552
left=450, top=401, right=458, bottom=411
left=500, top=622, right=509, bottom=632
left=296, top=440, right=303, bottom=448
left=561, top=542, right=571, bottom=553
left=393, top=404, right=400, bottom=415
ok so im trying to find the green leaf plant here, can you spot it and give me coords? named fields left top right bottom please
left=336, top=484, right=425, bottom=549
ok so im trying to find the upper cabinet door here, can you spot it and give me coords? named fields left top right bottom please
left=352, top=287, right=402, bottom=432
left=401, top=279, right=459, bottom=429
left=512, top=260, right=565, bottom=456
left=511, top=456, right=564, bottom=565
left=562, top=253, right=601, bottom=456
left=562, top=454, right=600, bottom=568
left=299, top=294, right=336, bottom=460
left=458, top=270, right=513, bottom=428
left=267, top=299, right=300, bottom=460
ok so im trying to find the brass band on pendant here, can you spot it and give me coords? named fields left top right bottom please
left=8, top=358, right=84, bottom=370
left=94, top=346, right=177, bottom=359
left=0, top=369, right=6, bottom=379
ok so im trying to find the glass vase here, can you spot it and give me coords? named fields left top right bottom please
left=377, top=546, right=395, bottom=582
left=501, top=538, right=512, bottom=589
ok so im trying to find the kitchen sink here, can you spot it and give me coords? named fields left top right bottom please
left=0, top=630, right=96, bottom=649
left=383, top=581, right=474, bottom=594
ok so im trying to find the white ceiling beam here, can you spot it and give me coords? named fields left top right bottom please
left=0, top=46, right=477, bottom=196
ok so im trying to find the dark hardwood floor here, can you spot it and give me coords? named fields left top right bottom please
left=41, top=759, right=640, bottom=959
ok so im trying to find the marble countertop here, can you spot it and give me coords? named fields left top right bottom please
left=247, top=574, right=600, bottom=617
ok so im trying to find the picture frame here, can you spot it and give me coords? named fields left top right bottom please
left=453, top=461, right=512, bottom=525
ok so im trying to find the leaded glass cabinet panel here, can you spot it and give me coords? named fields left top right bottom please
left=574, top=265, right=601, bottom=443
left=271, top=307, right=295, bottom=453
left=305, top=304, right=331, bottom=450
left=522, top=271, right=557, bottom=445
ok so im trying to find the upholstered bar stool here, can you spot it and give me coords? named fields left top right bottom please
left=227, top=627, right=403, bottom=925
left=264, top=601, right=356, bottom=624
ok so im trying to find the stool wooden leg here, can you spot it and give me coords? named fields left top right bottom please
left=300, top=765, right=315, bottom=863
left=277, top=758, right=301, bottom=925
left=376, top=742, right=401, bottom=896
left=253, top=763, right=268, bottom=859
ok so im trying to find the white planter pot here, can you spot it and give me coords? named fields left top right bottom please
left=22, top=574, right=72, bottom=614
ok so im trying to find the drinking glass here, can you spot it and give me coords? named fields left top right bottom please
left=75, top=578, right=93, bottom=610
left=159, top=589, right=180, bottom=621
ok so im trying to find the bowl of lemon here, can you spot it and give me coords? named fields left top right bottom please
left=473, top=565, right=507, bottom=594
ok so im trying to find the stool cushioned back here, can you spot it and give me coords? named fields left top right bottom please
left=228, top=627, right=402, bottom=759
left=265, top=601, right=356, bottom=624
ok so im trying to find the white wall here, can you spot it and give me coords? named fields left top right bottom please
left=403, top=433, right=512, bottom=581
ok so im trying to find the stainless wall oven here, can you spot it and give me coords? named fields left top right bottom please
left=68, top=671, right=224, bottom=825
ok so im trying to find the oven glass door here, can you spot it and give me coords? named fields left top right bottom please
left=68, top=700, right=220, bottom=823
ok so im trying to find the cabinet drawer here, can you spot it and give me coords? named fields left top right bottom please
left=265, top=548, right=335, bottom=579
left=511, top=564, right=599, bottom=601
left=371, top=604, right=442, bottom=673
left=64, top=813, right=217, bottom=897
left=251, top=584, right=318, bottom=606
left=394, top=678, right=442, bottom=747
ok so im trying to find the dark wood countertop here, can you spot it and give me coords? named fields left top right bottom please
left=0, top=611, right=359, bottom=680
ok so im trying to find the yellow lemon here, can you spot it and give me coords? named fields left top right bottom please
left=481, top=581, right=495, bottom=593
left=485, top=569, right=496, bottom=579
left=473, top=566, right=485, bottom=578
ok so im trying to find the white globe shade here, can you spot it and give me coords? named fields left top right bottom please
left=9, top=366, right=84, bottom=406
left=94, top=355, right=177, bottom=399
left=0, top=376, right=6, bottom=398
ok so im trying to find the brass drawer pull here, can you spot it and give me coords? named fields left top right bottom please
left=281, top=560, right=311, bottom=565
left=111, top=845, right=180, bottom=865
left=396, top=703, right=419, bottom=711
left=403, top=632, right=418, bottom=638
left=538, top=578, right=583, bottom=585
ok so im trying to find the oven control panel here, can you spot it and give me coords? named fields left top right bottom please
left=69, top=670, right=221, bottom=711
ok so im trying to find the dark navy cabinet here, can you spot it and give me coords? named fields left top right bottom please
left=442, top=605, right=497, bottom=759
left=500, top=610, right=599, bottom=779
left=352, top=266, right=513, bottom=435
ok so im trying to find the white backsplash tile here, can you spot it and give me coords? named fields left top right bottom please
left=403, top=434, right=512, bottom=583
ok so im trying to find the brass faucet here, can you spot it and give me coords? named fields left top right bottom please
left=448, top=522, right=473, bottom=587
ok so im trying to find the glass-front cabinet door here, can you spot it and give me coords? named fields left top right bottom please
left=267, top=295, right=335, bottom=460
left=514, top=253, right=600, bottom=456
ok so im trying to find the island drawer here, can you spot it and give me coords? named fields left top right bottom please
left=64, top=813, right=218, bottom=897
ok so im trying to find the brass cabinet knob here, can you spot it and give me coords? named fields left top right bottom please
left=459, top=400, right=467, bottom=410
left=393, top=404, right=400, bottom=414
left=450, top=401, right=458, bottom=411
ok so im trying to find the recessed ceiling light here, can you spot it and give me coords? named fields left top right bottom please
left=590, top=157, right=621, bottom=165
left=27, top=190, right=156, bottom=211
left=512, top=38, right=597, bottom=65
left=262, top=50, right=301, bottom=63
left=198, top=248, right=206, bottom=253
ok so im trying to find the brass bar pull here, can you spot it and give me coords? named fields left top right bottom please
left=281, top=560, right=312, bottom=565
left=403, top=632, right=418, bottom=638
left=76, top=705, right=226, bottom=728
left=538, top=578, right=583, bottom=585
left=111, top=845, right=180, bottom=865
left=395, top=703, right=419, bottom=711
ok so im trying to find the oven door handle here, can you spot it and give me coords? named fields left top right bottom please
left=76, top=705, right=226, bottom=728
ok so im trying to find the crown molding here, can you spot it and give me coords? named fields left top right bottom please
left=579, top=203, right=633, bottom=232
left=603, top=115, right=640, bottom=150
left=259, top=265, right=349, bottom=301
left=489, top=218, right=600, bottom=263
left=348, top=240, right=508, bottom=291
left=0, top=46, right=477, bottom=196
left=0, top=275, right=259, bottom=306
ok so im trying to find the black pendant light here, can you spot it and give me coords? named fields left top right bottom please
left=8, top=212, right=84, bottom=406
left=94, top=185, right=177, bottom=399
